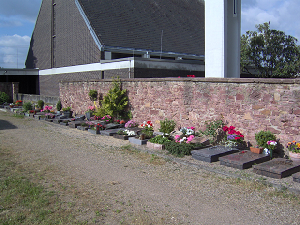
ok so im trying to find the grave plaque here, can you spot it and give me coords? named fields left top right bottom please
left=219, top=150, right=270, bottom=169
left=191, top=145, right=239, bottom=163
left=253, top=158, right=300, bottom=179
left=101, top=128, right=123, bottom=136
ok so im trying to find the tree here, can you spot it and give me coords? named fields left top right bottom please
left=96, top=77, right=129, bottom=120
left=241, top=22, right=300, bottom=78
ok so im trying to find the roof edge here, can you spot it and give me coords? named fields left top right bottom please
left=75, top=0, right=103, bottom=50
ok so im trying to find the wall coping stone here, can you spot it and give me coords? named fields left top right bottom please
left=60, top=77, right=300, bottom=84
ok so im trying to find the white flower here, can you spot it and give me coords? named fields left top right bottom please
left=180, top=137, right=187, bottom=143
left=270, top=141, right=277, bottom=146
left=125, top=129, right=135, bottom=136
left=263, top=148, right=270, bottom=155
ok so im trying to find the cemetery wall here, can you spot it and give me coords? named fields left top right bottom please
left=59, top=78, right=300, bottom=149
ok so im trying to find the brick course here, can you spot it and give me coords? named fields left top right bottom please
left=59, top=78, right=300, bottom=152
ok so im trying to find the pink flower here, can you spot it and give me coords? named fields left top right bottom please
left=186, top=135, right=194, bottom=143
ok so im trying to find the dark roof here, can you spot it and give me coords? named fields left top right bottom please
left=78, top=0, right=205, bottom=57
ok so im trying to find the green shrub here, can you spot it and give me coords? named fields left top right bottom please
left=159, top=118, right=176, bottom=135
left=62, top=107, right=71, bottom=112
left=89, top=89, right=98, bottom=101
left=99, top=78, right=129, bottom=120
left=23, top=102, right=33, bottom=111
left=37, top=100, right=44, bottom=109
left=255, top=130, right=276, bottom=149
left=149, top=135, right=171, bottom=144
left=0, top=92, right=9, bottom=104
left=165, top=141, right=194, bottom=157
left=199, top=118, right=225, bottom=145
left=56, top=100, right=62, bottom=111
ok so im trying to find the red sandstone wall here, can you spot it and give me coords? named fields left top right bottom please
left=59, top=78, right=300, bottom=149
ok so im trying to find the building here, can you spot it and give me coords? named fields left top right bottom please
left=26, top=0, right=205, bottom=96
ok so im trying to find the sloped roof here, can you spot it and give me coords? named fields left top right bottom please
left=77, top=0, right=205, bottom=57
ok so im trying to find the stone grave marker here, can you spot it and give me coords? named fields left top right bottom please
left=219, top=150, right=270, bottom=169
left=191, top=145, right=239, bottom=163
left=253, top=158, right=300, bottom=179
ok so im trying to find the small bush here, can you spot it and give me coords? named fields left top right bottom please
left=56, top=100, right=62, bottom=111
left=159, top=118, right=176, bottom=135
left=149, top=135, right=171, bottom=144
left=23, top=102, right=33, bottom=111
left=37, top=100, right=44, bottom=109
left=255, top=130, right=276, bottom=149
left=165, top=141, right=194, bottom=157
left=89, top=89, right=98, bottom=101
left=0, top=92, right=9, bottom=104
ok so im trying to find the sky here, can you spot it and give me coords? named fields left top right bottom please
left=0, top=0, right=300, bottom=69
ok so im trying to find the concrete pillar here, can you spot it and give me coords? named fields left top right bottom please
left=205, top=0, right=241, bottom=78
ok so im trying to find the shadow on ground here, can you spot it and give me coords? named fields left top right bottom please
left=0, top=119, right=18, bottom=130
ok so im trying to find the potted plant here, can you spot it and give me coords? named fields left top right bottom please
left=37, top=100, right=44, bottom=110
left=62, top=106, right=72, bottom=118
left=56, top=100, right=62, bottom=114
left=287, top=141, right=300, bottom=159
left=88, top=89, right=98, bottom=101
left=129, top=120, right=153, bottom=145
left=88, top=122, right=105, bottom=135
left=23, top=101, right=33, bottom=116
left=86, top=106, right=95, bottom=120
left=222, top=126, right=245, bottom=149
left=140, top=120, right=154, bottom=140
left=101, top=115, right=113, bottom=124
left=253, top=130, right=276, bottom=155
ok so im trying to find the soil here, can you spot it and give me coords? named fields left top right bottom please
left=1, top=111, right=300, bottom=224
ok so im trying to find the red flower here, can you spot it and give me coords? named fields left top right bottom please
left=223, top=126, right=228, bottom=132
left=229, top=126, right=235, bottom=131
left=235, top=136, right=240, bottom=140
left=228, top=130, right=235, bottom=135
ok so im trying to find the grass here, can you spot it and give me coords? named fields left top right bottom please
left=0, top=148, right=79, bottom=225
left=117, top=145, right=166, bottom=166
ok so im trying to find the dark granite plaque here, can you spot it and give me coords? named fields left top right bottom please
left=191, top=145, right=239, bottom=163
left=219, top=150, right=270, bottom=169
left=77, top=126, right=88, bottom=131
left=101, top=128, right=123, bottom=136
left=253, top=158, right=300, bottom=179
left=68, top=121, right=83, bottom=128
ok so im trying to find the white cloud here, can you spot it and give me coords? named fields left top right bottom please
left=242, top=0, right=300, bottom=42
left=0, top=35, right=31, bottom=68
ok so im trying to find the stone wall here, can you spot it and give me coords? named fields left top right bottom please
left=59, top=78, right=300, bottom=149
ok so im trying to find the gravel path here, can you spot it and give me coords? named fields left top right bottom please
left=1, top=111, right=300, bottom=224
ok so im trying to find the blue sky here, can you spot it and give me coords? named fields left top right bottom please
left=1, top=0, right=300, bottom=68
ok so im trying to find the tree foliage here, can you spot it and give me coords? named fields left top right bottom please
left=98, top=78, right=129, bottom=119
left=241, top=22, right=300, bottom=78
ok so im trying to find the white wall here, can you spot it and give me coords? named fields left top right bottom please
left=205, top=0, right=241, bottom=78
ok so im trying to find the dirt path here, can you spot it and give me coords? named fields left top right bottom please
left=1, top=111, right=300, bottom=224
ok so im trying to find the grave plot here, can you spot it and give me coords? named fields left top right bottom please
left=253, top=158, right=300, bottom=179
left=191, top=146, right=239, bottom=163
left=219, top=150, right=270, bottom=169
left=100, top=128, right=124, bottom=136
